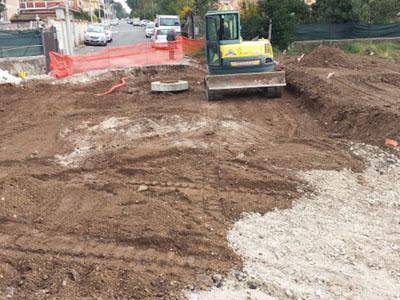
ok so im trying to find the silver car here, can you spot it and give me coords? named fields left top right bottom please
left=84, top=25, right=108, bottom=46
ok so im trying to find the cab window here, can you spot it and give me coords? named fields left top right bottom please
left=206, top=15, right=220, bottom=41
left=222, top=14, right=238, bottom=40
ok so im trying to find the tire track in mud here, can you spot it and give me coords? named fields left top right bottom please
left=0, top=231, right=226, bottom=270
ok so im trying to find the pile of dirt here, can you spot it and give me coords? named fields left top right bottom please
left=286, top=46, right=400, bottom=146
left=300, top=45, right=358, bottom=69
left=0, top=66, right=362, bottom=299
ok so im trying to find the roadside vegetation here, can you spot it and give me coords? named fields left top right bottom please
left=0, top=0, right=5, bottom=16
left=342, top=42, right=400, bottom=61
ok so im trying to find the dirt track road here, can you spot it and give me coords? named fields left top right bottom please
left=0, top=47, right=399, bottom=299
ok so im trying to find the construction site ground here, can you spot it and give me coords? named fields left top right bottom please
left=0, top=47, right=399, bottom=299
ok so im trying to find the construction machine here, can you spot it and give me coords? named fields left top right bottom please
left=204, top=9, right=286, bottom=100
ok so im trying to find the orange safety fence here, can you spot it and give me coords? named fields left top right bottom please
left=49, top=37, right=204, bottom=79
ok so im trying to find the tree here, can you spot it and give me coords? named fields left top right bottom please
left=0, top=0, right=5, bottom=16
left=74, top=9, right=91, bottom=21
left=312, top=0, right=400, bottom=24
left=127, top=0, right=217, bottom=21
left=94, top=8, right=105, bottom=19
left=245, top=0, right=311, bottom=49
left=312, top=0, right=357, bottom=23
left=240, top=1, right=265, bottom=40
left=352, top=0, right=400, bottom=24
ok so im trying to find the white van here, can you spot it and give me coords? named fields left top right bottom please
left=156, top=15, right=181, bottom=35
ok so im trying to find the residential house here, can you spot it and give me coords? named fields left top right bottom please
left=11, top=0, right=85, bottom=22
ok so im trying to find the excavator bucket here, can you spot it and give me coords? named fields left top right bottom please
left=204, top=71, right=286, bottom=101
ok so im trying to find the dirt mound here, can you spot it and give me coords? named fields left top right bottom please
left=286, top=47, right=400, bottom=146
left=301, top=45, right=357, bottom=69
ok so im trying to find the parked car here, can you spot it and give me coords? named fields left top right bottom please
left=127, top=18, right=133, bottom=24
left=140, top=19, right=149, bottom=26
left=84, top=25, right=108, bottom=46
left=100, top=24, right=112, bottom=42
left=145, top=22, right=155, bottom=38
left=111, top=19, right=119, bottom=26
left=132, top=18, right=141, bottom=26
left=152, top=28, right=170, bottom=49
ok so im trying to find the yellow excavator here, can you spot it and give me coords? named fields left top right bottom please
left=204, top=9, right=286, bottom=100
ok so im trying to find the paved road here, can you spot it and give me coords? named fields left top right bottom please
left=75, top=22, right=149, bottom=55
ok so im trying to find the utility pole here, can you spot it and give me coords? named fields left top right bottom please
left=90, top=3, right=94, bottom=23
left=64, top=0, right=74, bottom=55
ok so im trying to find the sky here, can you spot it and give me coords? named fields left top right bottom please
left=114, top=0, right=131, bottom=14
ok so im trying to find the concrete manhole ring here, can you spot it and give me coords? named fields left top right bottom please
left=151, top=80, right=189, bottom=92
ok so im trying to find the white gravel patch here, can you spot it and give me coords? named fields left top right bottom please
left=189, top=144, right=400, bottom=300
left=0, top=69, right=22, bottom=85
left=55, top=116, right=253, bottom=167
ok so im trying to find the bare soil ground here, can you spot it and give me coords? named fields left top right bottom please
left=0, top=47, right=398, bottom=299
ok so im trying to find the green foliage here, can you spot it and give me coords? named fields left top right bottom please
left=94, top=8, right=105, bottom=19
left=312, top=0, right=356, bottom=23
left=127, top=0, right=217, bottom=20
left=352, top=0, right=400, bottom=24
left=246, top=0, right=311, bottom=50
left=74, top=9, right=91, bottom=21
left=240, top=2, right=266, bottom=40
left=130, top=1, right=156, bottom=19
left=312, top=0, right=400, bottom=24
left=0, top=0, right=5, bottom=15
left=342, top=42, right=400, bottom=61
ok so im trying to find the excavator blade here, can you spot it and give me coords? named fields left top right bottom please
left=204, top=71, right=286, bottom=100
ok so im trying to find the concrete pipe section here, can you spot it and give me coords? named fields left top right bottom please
left=151, top=80, right=189, bottom=92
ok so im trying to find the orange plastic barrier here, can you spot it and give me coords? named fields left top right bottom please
left=50, top=37, right=204, bottom=78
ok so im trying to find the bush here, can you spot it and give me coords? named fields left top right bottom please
left=342, top=42, right=400, bottom=61
left=240, top=2, right=266, bottom=40
left=74, top=9, right=91, bottom=21
left=239, top=0, right=311, bottom=50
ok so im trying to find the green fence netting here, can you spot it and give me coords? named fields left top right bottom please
left=0, top=30, right=43, bottom=58
left=295, top=23, right=400, bottom=41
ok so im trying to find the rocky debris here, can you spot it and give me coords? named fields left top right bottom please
left=247, top=281, right=258, bottom=290
left=285, top=289, right=294, bottom=298
left=137, top=185, right=149, bottom=192
left=4, top=287, right=15, bottom=299
left=234, top=271, right=246, bottom=282
left=69, top=269, right=80, bottom=282
left=212, top=274, right=222, bottom=287
left=0, top=69, right=22, bottom=85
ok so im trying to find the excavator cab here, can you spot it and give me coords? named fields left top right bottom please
left=204, top=10, right=286, bottom=100
left=205, top=11, right=240, bottom=68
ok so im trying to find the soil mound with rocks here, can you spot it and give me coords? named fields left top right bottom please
left=301, top=45, right=357, bottom=69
